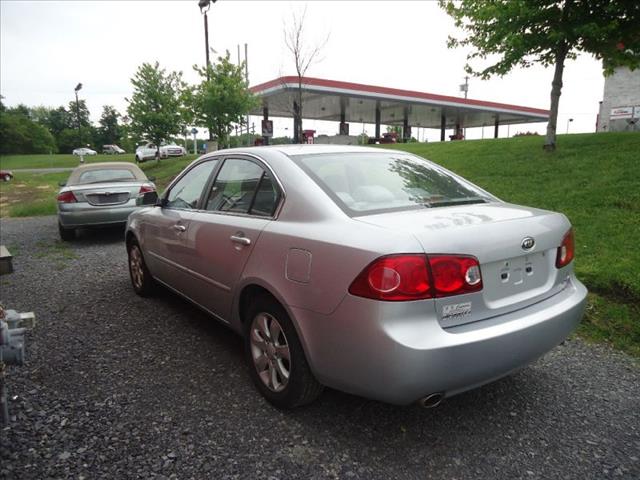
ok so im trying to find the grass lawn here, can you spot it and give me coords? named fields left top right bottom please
left=0, top=153, right=139, bottom=169
left=1, top=132, right=638, bottom=356
left=0, top=155, right=198, bottom=218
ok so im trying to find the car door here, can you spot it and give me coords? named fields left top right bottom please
left=178, top=156, right=282, bottom=322
left=142, top=158, right=219, bottom=288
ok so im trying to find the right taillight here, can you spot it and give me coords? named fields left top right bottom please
left=555, top=228, right=575, bottom=268
left=348, top=254, right=482, bottom=301
left=57, top=191, right=77, bottom=203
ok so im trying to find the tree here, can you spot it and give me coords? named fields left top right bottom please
left=283, top=6, right=329, bottom=143
left=98, top=105, right=122, bottom=146
left=192, top=52, right=258, bottom=149
left=0, top=110, right=56, bottom=154
left=441, top=0, right=640, bottom=151
left=127, top=62, right=184, bottom=161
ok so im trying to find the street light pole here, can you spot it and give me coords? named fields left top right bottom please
left=74, top=83, right=83, bottom=147
left=199, top=0, right=216, bottom=145
left=566, top=118, right=574, bottom=134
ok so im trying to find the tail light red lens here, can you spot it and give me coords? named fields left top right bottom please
left=349, top=254, right=483, bottom=301
left=555, top=228, right=575, bottom=268
left=139, top=184, right=155, bottom=195
left=429, top=255, right=483, bottom=297
left=57, top=191, right=77, bottom=203
left=349, top=255, right=431, bottom=301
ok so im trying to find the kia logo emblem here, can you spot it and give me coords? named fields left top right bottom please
left=521, top=237, right=535, bottom=250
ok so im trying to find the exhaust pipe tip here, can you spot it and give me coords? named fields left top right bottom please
left=418, top=392, right=444, bottom=409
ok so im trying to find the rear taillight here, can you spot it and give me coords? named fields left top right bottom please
left=139, top=184, right=155, bottom=195
left=348, top=254, right=482, bottom=302
left=57, top=191, right=77, bottom=203
left=555, top=228, right=575, bottom=268
left=429, top=255, right=483, bottom=297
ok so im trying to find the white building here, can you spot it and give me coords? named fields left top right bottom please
left=596, top=67, right=640, bottom=132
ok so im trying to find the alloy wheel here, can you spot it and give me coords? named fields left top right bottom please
left=250, top=313, right=291, bottom=392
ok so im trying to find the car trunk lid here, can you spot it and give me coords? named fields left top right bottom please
left=355, top=203, right=571, bottom=327
left=68, top=182, right=143, bottom=206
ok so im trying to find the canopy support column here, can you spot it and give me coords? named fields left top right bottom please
left=375, top=101, right=381, bottom=139
left=263, top=105, right=269, bottom=146
left=440, top=113, right=446, bottom=142
left=494, top=115, right=500, bottom=139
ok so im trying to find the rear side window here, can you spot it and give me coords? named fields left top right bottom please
left=293, top=152, right=493, bottom=215
left=77, top=169, right=136, bottom=184
left=205, top=158, right=279, bottom=216
left=166, top=159, right=218, bottom=209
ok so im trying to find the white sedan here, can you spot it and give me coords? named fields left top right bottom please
left=72, top=147, right=97, bottom=156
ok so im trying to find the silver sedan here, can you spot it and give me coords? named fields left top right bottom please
left=57, top=162, right=156, bottom=240
left=125, top=145, right=587, bottom=408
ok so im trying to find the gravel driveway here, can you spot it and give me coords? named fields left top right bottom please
left=1, top=216, right=638, bottom=480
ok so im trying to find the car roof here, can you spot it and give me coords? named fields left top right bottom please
left=211, top=144, right=387, bottom=157
left=67, top=162, right=147, bottom=184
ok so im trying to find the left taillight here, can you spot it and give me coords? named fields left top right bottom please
left=139, top=184, right=155, bottom=195
left=348, top=254, right=483, bottom=302
left=57, top=191, right=77, bottom=203
left=555, top=228, right=575, bottom=268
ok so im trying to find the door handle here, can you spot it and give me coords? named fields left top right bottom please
left=230, top=235, right=251, bottom=246
left=172, top=224, right=186, bottom=232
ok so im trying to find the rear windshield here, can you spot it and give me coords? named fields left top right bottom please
left=293, top=152, right=494, bottom=215
left=76, top=169, right=137, bottom=185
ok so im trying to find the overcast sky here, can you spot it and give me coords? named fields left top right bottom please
left=1, top=0, right=606, bottom=141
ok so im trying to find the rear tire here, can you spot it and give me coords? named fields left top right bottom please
left=58, top=222, right=75, bottom=241
left=244, top=294, right=323, bottom=408
left=2, top=174, right=11, bottom=182
left=127, top=239, right=156, bottom=296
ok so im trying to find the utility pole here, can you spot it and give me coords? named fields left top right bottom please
left=245, top=43, right=250, bottom=146
left=199, top=0, right=216, bottom=143
left=74, top=83, right=83, bottom=147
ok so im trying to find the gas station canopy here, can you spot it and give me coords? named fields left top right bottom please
left=250, top=76, right=549, bottom=139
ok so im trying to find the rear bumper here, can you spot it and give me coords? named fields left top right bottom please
left=292, top=276, right=587, bottom=405
left=58, top=202, right=138, bottom=227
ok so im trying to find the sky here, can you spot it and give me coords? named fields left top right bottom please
left=1, top=0, right=607, bottom=141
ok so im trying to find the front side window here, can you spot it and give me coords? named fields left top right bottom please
left=205, top=158, right=278, bottom=216
left=165, top=159, right=217, bottom=209
left=293, top=152, right=494, bottom=215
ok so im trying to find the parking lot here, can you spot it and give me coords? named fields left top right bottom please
left=1, top=216, right=639, bottom=480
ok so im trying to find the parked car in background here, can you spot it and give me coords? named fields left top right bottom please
left=72, top=147, right=97, bottom=156
left=57, top=162, right=156, bottom=241
left=135, top=143, right=187, bottom=162
left=102, top=144, right=125, bottom=155
left=1, top=170, right=13, bottom=182
left=160, top=144, right=186, bottom=158
left=135, top=143, right=159, bottom=163
left=125, top=145, right=587, bottom=409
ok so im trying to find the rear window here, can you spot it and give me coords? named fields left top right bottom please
left=293, top=152, right=494, bottom=215
left=76, top=169, right=137, bottom=185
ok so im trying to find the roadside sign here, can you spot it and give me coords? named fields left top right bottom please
left=261, top=120, right=273, bottom=137
left=610, top=106, right=633, bottom=119
left=191, top=128, right=198, bottom=134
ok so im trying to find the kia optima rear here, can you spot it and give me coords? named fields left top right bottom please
left=125, top=145, right=587, bottom=408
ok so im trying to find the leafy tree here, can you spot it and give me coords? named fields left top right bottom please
left=67, top=99, right=91, bottom=130
left=441, top=0, right=640, bottom=150
left=0, top=110, right=56, bottom=154
left=192, top=52, right=258, bottom=149
left=127, top=62, right=184, bottom=161
left=98, top=105, right=122, bottom=146
left=47, top=106, right=74, bottom=138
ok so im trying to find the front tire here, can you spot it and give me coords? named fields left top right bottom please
left=58, top=222, right=75, bottom=241
left=127, top=239, right=156, bottom=296
left=2, top=174, right=11, bottom=182
left=244, top=295, right=323, bottom=408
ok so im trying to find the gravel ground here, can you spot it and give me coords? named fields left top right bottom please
left=1, top=216, right=639, bottom=480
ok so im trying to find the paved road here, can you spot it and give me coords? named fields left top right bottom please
left=1, top=216, right=638, bottom=479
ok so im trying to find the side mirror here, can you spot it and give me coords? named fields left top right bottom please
left=136, top=191, right=159, bottom=206
left=147, top=176, right=156, bottom=182
left=58, top=181, right=66, bottom=187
